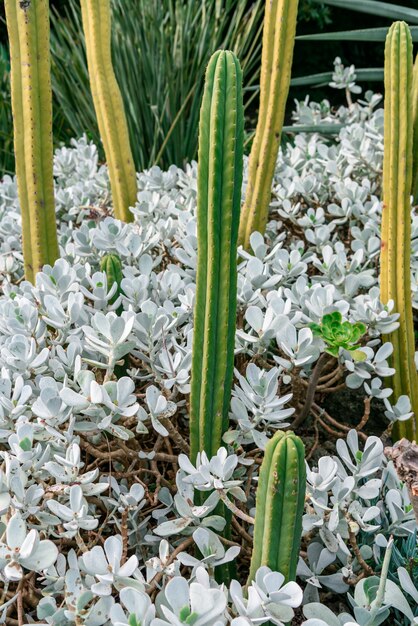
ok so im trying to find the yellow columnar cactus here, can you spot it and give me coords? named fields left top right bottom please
left=80, top=0, right=136, bottom=223
left=5, top=0, right=59, bottom=283
left=380, top=22, right=417, bottom=441
left=412, top=53, right=418, bottom=203
left=238, top=0, right=299, bottom=249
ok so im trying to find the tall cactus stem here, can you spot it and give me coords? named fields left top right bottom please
left=80, top=0, right=136, bottom=223
left=380, top=22, right=417, bottom=440
left=248, top=431, right=306, bottom=585
left=190, top=50, right=244, bottom=463
left=412, top=53, right=418, bottom=203
left=238, top=0, right=299, bottom=250
left=5, top=0, right=59, bottom=283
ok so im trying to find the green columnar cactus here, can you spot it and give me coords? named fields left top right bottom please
left=412, top=53, right=418, bottom=203
left=190, top=50, right=244, bottom=463
left=380, top=22, right=418, bottom=441
left=248, top=430, right=305, bottom=584
left=80, top=0, right=136, bottom=223
left=5, top=0, right=59, bottom=284
left=238, top=0, right=299, bottom=250
left=100, top=253, right=123, bottom=305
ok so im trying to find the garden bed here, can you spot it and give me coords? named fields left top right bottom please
left=0, top=76, right=417, bottom=625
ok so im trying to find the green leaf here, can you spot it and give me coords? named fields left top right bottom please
left=310, top=0, right=418, bottom=24
left=291, top=68, right=384, bottom=87
left=19, top=437, right=32, bottom=452
left=297, top=26, right=418, bottom=42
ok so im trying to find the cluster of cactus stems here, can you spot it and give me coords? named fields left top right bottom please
left=238, top=0, right=299, bottom=250
left=380, top=22, right=418, bottom=441
left=190, top=50, right=244, bottom=463
left=248, top=430, right=306, bottom=585
left=80, top=0, right=136, bottom=223
left=5, top=0, right=59, bottom=284
left=412, top=53, right=418, bottom=203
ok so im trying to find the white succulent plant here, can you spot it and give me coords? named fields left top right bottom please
left=0, top=65, right=415, bottom=626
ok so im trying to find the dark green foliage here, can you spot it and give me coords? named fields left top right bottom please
left=0, top=43, right=13, bottom=175
left=48, top=0, right=263, bottom=171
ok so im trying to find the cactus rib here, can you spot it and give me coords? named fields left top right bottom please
left=190, top=50, right=244, bottom=462
left=239, top=0, right=299, bottom=249
left=380, top=22, right=417, bottom=440
left=80, top=0, right=136, bottom=223
left=5, top=0, right=59, bottom=283
left=248, top=430, right=306, bottom=584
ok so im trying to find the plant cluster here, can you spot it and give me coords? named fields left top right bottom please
left=0, top=64, right=416, bottom=623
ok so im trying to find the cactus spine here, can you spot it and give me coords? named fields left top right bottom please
left=412, top=53, right=418, bottom=203
left=380, top=22, right=417, bottom=440
left=5, top=0, right=59, bottom=284
left=238, top=0, right=299, bottom=250
left=190, top=50, right=244, bottom=462
left=248, top=431, right=306, bottom=584
left=80, top=0, right=136, bottom=223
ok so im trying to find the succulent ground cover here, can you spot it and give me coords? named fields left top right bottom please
left=0, top=65, right=417, bottom=625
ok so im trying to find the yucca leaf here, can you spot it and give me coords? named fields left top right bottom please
left=291, top=68, right=384, bottom=87
left=297, top=26, right=418, bottom=42
left=311, top=0, right=418, bottom=24
left=282, top=123, right=344, bottom=134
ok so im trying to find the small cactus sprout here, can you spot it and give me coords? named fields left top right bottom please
left=190, top=50, right=244, bottom=462
left=380, top=22, right=418, bottom=440
left=248, top=430, right=306, bottom=584
left=5, top=0, right=59, bottom=283
left=239, top=0, right=299, bottom=249
left=100, top=253, right=123, bottom=305
left=80, top=0, right=137, bottom=223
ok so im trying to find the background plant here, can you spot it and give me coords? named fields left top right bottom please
left=49, top=0, right=264, bottom=172
left=0, top=43, right=13, bottom=176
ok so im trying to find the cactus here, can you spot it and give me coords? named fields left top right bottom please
left=189, top=50, right=244, bottom=463
left=100, top=253, right=123, bottom=305
left=248, top=430, right=306, bottom=584
left=5, top=0, right=59, bottom=284
left=238, top=0, right=299, bottom=250
left=412, top=53, right=418, bottom=203
left=80, top=0, right=136, bottom=223
left=380, top=22, right=418, bottom=441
